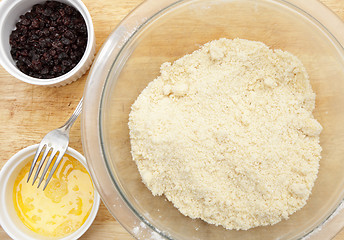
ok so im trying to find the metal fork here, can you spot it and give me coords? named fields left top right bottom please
left=27, top=98, right=83, bottom=190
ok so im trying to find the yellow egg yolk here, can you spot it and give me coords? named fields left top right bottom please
left=13, top=154, right=94, bottom=237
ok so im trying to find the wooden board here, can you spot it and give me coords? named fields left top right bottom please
left=0, top=0, right=344, bottom=239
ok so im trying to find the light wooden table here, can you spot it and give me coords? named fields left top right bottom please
left=1, top=0, right=344, bottom=239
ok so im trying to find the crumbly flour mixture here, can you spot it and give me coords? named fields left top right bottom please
left=128, top=38, right=322, bottom=230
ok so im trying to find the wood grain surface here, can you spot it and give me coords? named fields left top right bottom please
left=0, top=0, right=344, bottom=239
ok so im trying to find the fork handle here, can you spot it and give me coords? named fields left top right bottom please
left=60, top=97, right=83, bottom=132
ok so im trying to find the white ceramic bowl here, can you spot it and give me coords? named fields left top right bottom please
left=0, top=144, right=100, bottom=240
left=0, top=0, right=95, bottom=87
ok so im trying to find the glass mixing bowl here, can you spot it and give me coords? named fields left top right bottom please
left=81, top=0, right=344, bottom=239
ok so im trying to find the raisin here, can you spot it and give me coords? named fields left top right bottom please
left=61, top=37, right=71, bottom=45
left=58, top=52, right=68, bottom=60
left=32, top=60, right=42, bottom=71
left=63, top=17, right=71, bottom=26
left=64, top=30, right=75, bottom=40
left=34, top=5, right=44, bottom=14
left=51, top=13, right=59, bottom=21
left=62, top=59, right=72, bottom=67
left=31, top=34, right=39, bottom=40
left=65, top=6, right=74, bottom=15
left=52, top=41, right=63, bottom=49
left=43, top=28, right=50, bottom=36
left=21, top=18, right=31, bottom=26
left=21, top=50, right=29, bottom=57
left=49, top=49, right=56, bottom=56
left=58, top=9, right=65, bottom=17
left=53, top=32, right=61, bottom=39
left=53, top=65, right=62, bottom=73
left=40, top=67, right=49, bottom=75
left=31, top=19, right=40, bottom=29
left=25, top=12, right=34, bottom=20
left=10, top=49, right=17, bottom=58
left=43, top=8, right=52, bottom=17
left=57, top=25, right=67, bottom=32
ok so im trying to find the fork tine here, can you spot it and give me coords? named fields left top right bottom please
left=32, top=146, right=52, bottom=185
left=37, top=149, right=58, bottom=188
left=27, top=144, right=45, bottom=183
left=42, top=151, right=64, bottom=190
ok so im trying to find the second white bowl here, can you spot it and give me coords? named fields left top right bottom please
left=0, top=144, right=100, bottom=240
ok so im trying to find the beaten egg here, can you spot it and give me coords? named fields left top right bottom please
left=13, top=154, right=94, bottom=238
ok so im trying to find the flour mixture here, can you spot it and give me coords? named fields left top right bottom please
left=128, top=38, right=322, bottom=230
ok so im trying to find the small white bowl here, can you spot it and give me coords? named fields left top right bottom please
left=0, top=144, right=100, bottom=240
left=0, top=0, right=95, bottom=87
